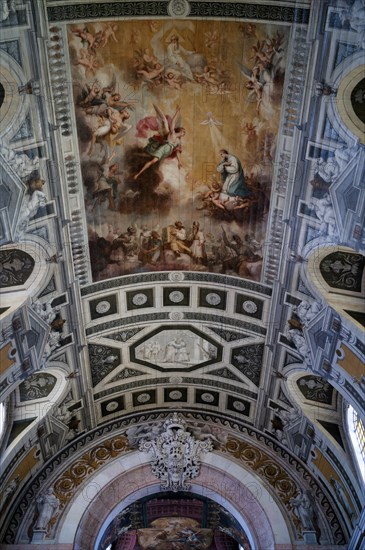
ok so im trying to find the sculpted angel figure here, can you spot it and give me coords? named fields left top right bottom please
left=134, top=104, right=185, bottom=180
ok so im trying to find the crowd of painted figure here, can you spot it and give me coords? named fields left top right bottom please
left=89, top=218, right=263, bottom=277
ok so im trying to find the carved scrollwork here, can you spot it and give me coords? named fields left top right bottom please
left=139, top=413, right=213, bottom=492
left=53, top=435, right=129, bottom=509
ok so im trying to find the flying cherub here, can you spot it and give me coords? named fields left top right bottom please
left=238, top=61, right=277, bottom=119
left=134, top=104, right=185, bottom=180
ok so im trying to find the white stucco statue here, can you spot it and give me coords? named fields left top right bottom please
left=0, top=138, right=39, bottom=178
left=292, top=300, right=321, bottom=325
left=330, top=477, right=354, bottom=521
left=15, top=179, right=47, bottom=241
left=290, top=490, right=316, bottom=531
left=35, top=487, right=60, bottom=530
left=43, top=331, right=62, bottom=361
left=288, top=328, right=311, bottom=360
left=32, top=300, right=61, bottom=324
left=309, top=194, right=338, bottom=238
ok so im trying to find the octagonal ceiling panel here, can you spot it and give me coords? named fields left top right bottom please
left=130, top=325, right=222, bottom=371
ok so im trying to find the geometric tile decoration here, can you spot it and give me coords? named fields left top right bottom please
left=230, top=343, right=264, bottom=386
left=130, top=325, right=222, bottom=372
left=164, top=387, right=188, bottom=403
left=208, top=326, right=249, bottom=342
left=89, top=294, right=118, bottom=320
left=297, top=375, right=334, bottom=405
left=101, top=395, right=125, bottom=417
left=126, top=288, right=154, bottom=310
left=226, top=395, right=251, bottom=416
left=163, top=287, right=190, bottom=307
left=105, top=327, right=145, bottom=342
left=195, top=389, right=219, bottom=407
left=109, top=367, right=145, bottom=382
left=132, top=389, right=156, bottom=407
left=88, top=343, right=121, bottom=386
left=208, top=366, right=244, bottom=383
left=198, top=288, right=227, bottom=310
left=18, top=373, right=57, bottom=401
left=235, top=293, right=264, bottom=319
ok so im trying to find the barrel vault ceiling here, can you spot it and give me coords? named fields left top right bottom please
left=0, top=0, right=364, bottom=549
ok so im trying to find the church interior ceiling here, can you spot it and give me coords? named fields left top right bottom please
left=0, top=0, right=364, bottom=548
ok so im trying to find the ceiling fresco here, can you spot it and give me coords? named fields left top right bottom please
left=67, top=18, right=289, bottom=282
left=1, top=0, right=365, bottom=548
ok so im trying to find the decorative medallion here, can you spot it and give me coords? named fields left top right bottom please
left=139, top=413, right=212, bottom=491
left=105, top=401, right=119, bottom=412
left=196, top=389, right=219, bottom=406
left=169, top=290, right=184, bottom=303
left=132, top=293, right=148, bottom=306
left=90, top=294, right=118, bottom=319
left=201, top=392, right=215, bottom=403
left=169, top=272, right=185, bottom=282
left=206, top=293, right=221, bottom=306
left=95, top=300, right=111, bottom=314
left=235, top=294, right=263, bottom=319
left=137, top=393, right=151, bottom=403
left=232, top=400, right=246, bottom=411
left=169, top=390, right=183, bottom=400
left=168, top=0, right=191, bottom=18
left=199, top=288, right=227, bottom=310
left=169, top=376, right=183, bottom=384
left=242, top=300, right=258, bottom=314
left=169, top=311, right=184, bottom=321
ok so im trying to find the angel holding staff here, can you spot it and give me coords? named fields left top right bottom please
left=134, top=104, right=185, bottom=180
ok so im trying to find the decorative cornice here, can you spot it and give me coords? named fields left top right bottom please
left=81, top=271, right=272, bottom=297
left=47, top=1, right=310, bottom=24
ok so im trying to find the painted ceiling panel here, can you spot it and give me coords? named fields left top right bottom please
left=66, top=17, right=290, bottom=283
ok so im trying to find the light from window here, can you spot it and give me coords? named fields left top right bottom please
left=0, top=402, right=5, bottom=442
left=347, top=405, right=365, bottom=481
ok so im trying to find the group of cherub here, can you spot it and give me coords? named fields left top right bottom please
left=72, top=23, right=118, bottom=76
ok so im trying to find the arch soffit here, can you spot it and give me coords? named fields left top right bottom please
left=62, top=453, right=289, bottom=550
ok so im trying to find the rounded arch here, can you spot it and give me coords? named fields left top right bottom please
left=2, top=364, right=70, bottom=460
left=57, top=452, right=292, bottom=550
left=0, top=48, right=30, bottom=141
left=336, top=64, right=365, bottom=146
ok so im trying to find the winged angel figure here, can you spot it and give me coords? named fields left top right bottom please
left=134, top=104, right=185, bottom=180
left=237, top=46, right=285, bottom=120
